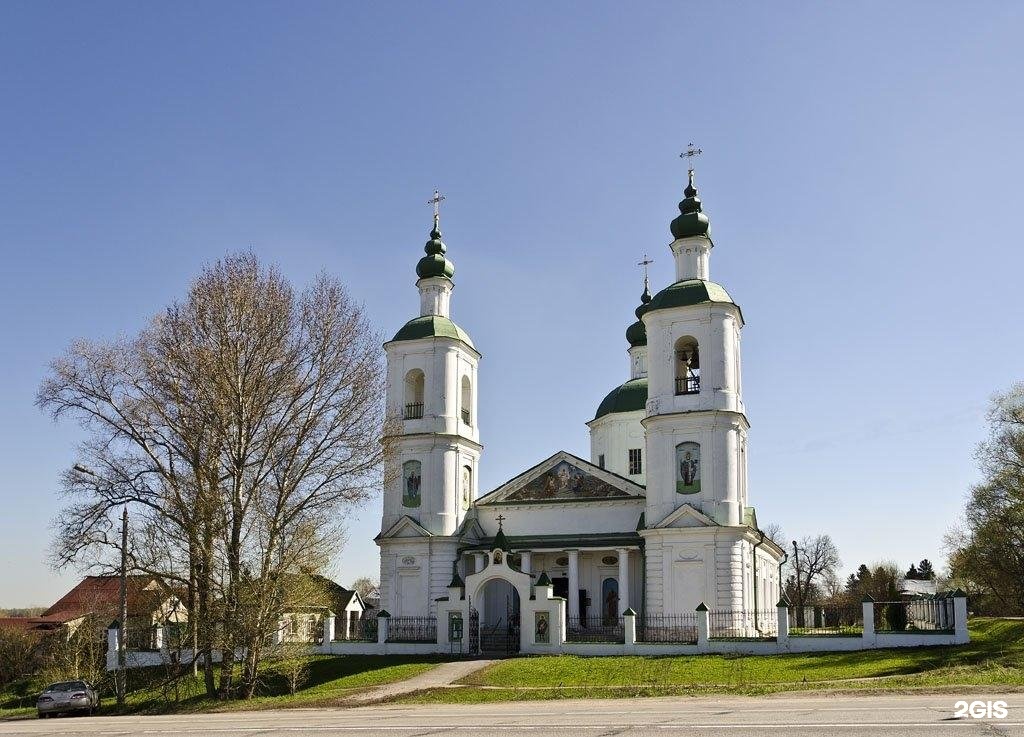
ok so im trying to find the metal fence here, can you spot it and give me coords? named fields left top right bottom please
left=637, top=613, right=698, bottom=643
left=566, top=616, right=624, bottom=643
left=789, top=605, right=864, bottom=636
left=387, top=616, right=438, bottom=643
left=339, top=616, right=378, bottom=642
left=874, top=598, right=955, bottom=633
left=709, top=609, right=778, bottom=639
left=404, top=402, right=424, bottom=419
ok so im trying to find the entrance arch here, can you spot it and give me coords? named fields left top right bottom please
left=478, top=578, right=520, bottom=653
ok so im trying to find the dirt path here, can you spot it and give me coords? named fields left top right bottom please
left=342, top=658, right=497, bottom=704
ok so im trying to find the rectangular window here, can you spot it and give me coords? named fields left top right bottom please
left=628, top=448, right=642, bottom=475
left=598, top=454, right=605, bottom=469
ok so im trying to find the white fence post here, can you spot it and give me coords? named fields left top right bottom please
left=377, top=610, right=390, bottom=651
left=861, top=596, right=876, bottom=646
left=777, top=599, right=790, bottom=646
left=952, top=589, right=969, bottom=643
left=106, top=622, right=120, bottom=671
left=324, top=611, right=335, bottom=645
left=623, top=608, right=637, bottom=652
left=696, top=603, right=709, bottom=651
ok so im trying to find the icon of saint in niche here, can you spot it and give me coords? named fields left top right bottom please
left=461, top=466, right=471, bottom=510
left=402, top=461, right=421, bottom=507
left=676, top=442, right=701, bottom=494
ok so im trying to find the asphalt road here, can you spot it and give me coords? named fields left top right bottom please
left=1, top=693, right=1022, bottom=736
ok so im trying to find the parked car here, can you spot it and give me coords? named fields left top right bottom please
left=36, top=681, right=100, bottom=718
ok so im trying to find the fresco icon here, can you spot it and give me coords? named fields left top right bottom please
left=676, top=442, right=701, bottom=494
left=402, top=460, right=422, bottom=507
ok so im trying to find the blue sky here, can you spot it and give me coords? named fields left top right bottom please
left=1, top=3, right=1022, bottom=606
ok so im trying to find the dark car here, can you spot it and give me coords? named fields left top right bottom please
left=36, top=680, right=100, bottom=718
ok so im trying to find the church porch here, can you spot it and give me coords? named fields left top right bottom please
left=460, top=535, right=644, bottom=624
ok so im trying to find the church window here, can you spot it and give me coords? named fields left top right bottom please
left=674, top=337, right=701, bottom=395
left=675, top=441, right=701, bottom=494
left=460, top=375, right=472, bottom=425
left=402, top=460, right=422, bottom=508
left=598, top=454, right=605, bottom=469
left=628, top=448, right=642, bottom=475
left=404, top=369, right=425, bottom=419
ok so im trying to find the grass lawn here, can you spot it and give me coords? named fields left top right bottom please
left=399, top=618, right=1024, bottom=704
left=0, top=654, right=447, bottom=720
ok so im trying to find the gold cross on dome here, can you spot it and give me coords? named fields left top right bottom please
left=680, top=142, right=703, bottom=171
left=427, top=189, right=446, bottom=228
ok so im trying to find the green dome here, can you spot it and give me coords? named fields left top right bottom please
left=645, top=279, right=739, bottom=317
left=626, top=320, right=646, bottom=347
left=389, top=315, right=475, bottom=350
left=626, top=282, right=653, bottom=347
left=670, top=170, right=712, bottom=241
left=416, top=226, right=455, bottom=279
left=594, top=378, right=648, bottom=420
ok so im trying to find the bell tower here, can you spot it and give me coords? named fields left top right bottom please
left=378, top=192, right=481, bottom=617
left=641, top=159, right=749, bottom=528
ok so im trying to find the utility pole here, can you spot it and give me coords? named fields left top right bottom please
left=117, top=507, right=128, bottom=706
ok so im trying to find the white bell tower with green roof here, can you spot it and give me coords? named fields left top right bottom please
left=376, top=192, right=481, bottom=618
left=638, top=154, right=781, bottom=615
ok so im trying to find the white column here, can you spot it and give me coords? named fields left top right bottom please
left=567, top=550, right=580, bottom=620
left=520, top=551, right=532, bottom=575
left=324, top=612, right=336, bottom=643
left=474, top=552, right=487, bottom=574
left=617, top=548, right=630, bottom=615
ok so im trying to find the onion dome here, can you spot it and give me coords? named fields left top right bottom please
left=594, top=377, right=648, bottom=420
left=625, top=281, right=653, bottom=347
left=670, top=169, right=712, bottom=241
left=416, top=223, right=455, bottom=279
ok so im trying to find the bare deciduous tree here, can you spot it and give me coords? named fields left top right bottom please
left=789, top=534, right=840, bottom=622
left=38, top=253, right=391, bottom=699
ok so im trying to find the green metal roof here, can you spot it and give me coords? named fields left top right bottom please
left=389, top=315, right=475, bottom=349
left=465, top=531, right=643, bottom=552
left=645, top=279, right=740, bottom=318
left=594, top=378, right=648, bottom=420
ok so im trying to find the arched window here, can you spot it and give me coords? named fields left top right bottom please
left=402, top=460, right=422, bottom=508
left=404, top=369, right=424, bottom=419
left=674, top=337, right=700, bottom=395
left=675, top=441, right=701, bottom=494
left=460, top=375, right=472, bottom=425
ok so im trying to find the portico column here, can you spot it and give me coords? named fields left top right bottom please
left=520, top=551, right=532, bottom=575
left=617, top=548, right=630, bottom=615
left=474, top=552, right=487, bottom=574
left=567, top=550, right=580, bottom=620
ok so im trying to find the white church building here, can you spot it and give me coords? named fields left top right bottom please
left=375, top=168, right=788, bottom=646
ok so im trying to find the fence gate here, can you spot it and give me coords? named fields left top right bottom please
left=468, top=608, right=480, bottom=654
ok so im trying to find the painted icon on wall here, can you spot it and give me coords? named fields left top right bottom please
left=402, top=460, right=422, bottom=508
left=535, top=611, right=550, bottom=644
left=461, top=465, right=472, bottom=510
left=676, top=442, right=701, bottom=494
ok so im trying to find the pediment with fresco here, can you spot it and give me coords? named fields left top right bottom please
left=479, top=452, right=645, bottom=504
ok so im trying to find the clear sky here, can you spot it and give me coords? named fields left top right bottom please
left=2, top=3, right=1022, bottom=606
